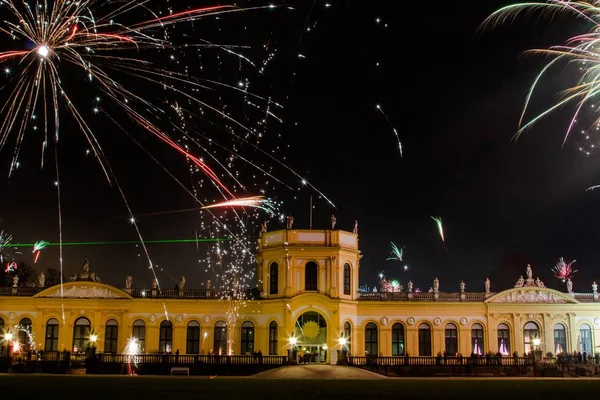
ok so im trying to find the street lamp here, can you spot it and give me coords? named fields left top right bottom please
left=532, top=337, right=541, bottom=350
left=289, top=337, right=297, bottom=347
left=338, top=337, right=347, bottom=346
left=4, top=333, right=13, bottom=342
left=89, top=333, right=98, bottom=344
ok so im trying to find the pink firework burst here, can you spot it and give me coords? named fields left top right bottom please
left=552, top=257, right=578, bottom=282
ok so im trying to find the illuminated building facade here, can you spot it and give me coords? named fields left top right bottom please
left=1, top=228, right=599, bottom=363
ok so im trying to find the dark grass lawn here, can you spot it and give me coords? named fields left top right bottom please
left=1, top=375, right=599, bottom=399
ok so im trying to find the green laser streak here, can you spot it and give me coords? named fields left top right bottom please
left=7, top=238, right=228, bottom=248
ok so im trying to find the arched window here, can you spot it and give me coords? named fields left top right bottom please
left=471, top=323, right=484, bottom=355
left=343, top=263, right=351, bottom=295
left=269, top=321, right=278, bottom=355
left=497, top=323, right=511, bottom=355
left=241, top=321, right=254, bottom=354
left=343, top=321, right=352, bottom=354
left=580, top=324, right=593, bottom=354
left=391, top=323, right=405, bottom=356
left=553, top=323, right=567, bottom=354
left=104, top=319, right=118, bottom=353
left=159, top=320, right=173, bottom=353
left=523, top=322, right=539, bottom=354
left=214, top=320, right=227, bottom=355
left=186, top=320, right=200, bottom=354
left=45, top=318, right=59, bottom=352
left=132, top=319, right=146, bottom=352
left=418, top=323, right=432, bottom=356
left=269, top=262, right=279, bottom=295
left=305, top=261, right=318, bottom=291
left=445, top=323, right=458, bottom=355
left=18, top=318, right=32, bottom=351
left=72, top=317, right=90, bottom=353
left=365, top=322, right=378, bottom=356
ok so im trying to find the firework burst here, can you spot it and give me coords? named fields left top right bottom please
left=32, top=240, right=49, bottom=263
left=483, top=1, right=600, bottom=150
left=431, top=216, right=449, bottom=255
left=0, top=1, right=337, bottom=329
left=386, top=242, right=403, bottom=262
left=552, top=257, right=578, bottom=282
left=0, top=230, right=12, bottom=263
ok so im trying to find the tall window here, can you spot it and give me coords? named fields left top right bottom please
left=269, top=321, right=278, bottom=355
left=580, top=324, right=593, bottom=354
left=186, top=320, right=200, bottom=354
left=132, top=319, right=146, bottom=352
left=19, top=317, right=32, bottom=350
left=553, top=324, right=567, bottom=354
left=104, top=319, right=118, bottom=353
left=0, top=317, right=4, bottom=353
left=523, top=321, right=539, bottom=354
left=471, top=323, right=484, bottom=355
left=365, top=322, right=378, bottom=356
left=214, top=321, right=227, bottom=355
left=305, top=261, right=318, bottom=291
left=343, top=321, right=352, bottom=354
left=269, top=262, right=279, bottom=295
left=391, top=323, right=405, bottom=356
left=497, top=323, right=511, bottom=355
left=445, top=323, right=458, bottom=355
left=159, top=320, right=173, bottom=353
left=72, top=317, right=91, bottom=353
left=241, top=321, right=254, bottom=354
left=419, top=323, right=432, bottom=356
left=45, top=318, right=59, bottom=352
left=343, top=264, right=351, bottom=295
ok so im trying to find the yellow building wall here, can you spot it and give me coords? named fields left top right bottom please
left=2, top=229, right=600, bottom=362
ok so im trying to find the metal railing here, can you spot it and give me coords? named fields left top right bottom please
left=348, top=355, right=534, bottom=367
left=22, top=351, right=287, bottom=366
left=356, top=292, right=487, bottom=302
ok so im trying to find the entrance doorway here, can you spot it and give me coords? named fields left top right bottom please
left=294, top=312, right=327, bottom=364
left=298, top=344, right=328, bottom=363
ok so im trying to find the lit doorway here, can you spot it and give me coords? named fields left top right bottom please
left=293, top=311, right=328, bottom=364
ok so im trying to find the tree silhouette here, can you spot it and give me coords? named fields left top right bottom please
left=16, top=262, right=36, bottom=286
left=44, top=268, right=63, bottom=287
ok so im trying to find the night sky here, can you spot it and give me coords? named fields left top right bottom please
left=2, top=1, right=600, bottom=293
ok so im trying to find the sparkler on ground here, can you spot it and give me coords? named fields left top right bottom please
left=386, top=242, right=403, bottom=262
left=552, top=257, right=578, bottom=282
left=483, top=1, right=600, bottom=159
left=431, top=216, right=449, bottom=255
left=32, top=240, right=49, bottom=264
left=376, top=104, right=403, bottom=158
left=124, top=337, right=140, bottom=376
left=2, top=324, right=36, bottom=354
